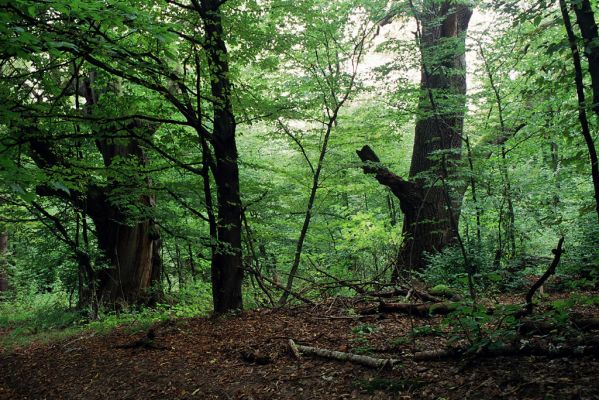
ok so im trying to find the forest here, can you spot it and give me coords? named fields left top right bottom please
left=0, top=0, right=598, bottom=398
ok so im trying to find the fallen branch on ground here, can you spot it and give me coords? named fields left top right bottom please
left=519, top=317, right=599, bottom=335
left=375, top=301, right=457, bottom=316
left=288, top=339, right=399, bottom=369
left=414, top=340, right=599, bottom=361
left=367, top=288, right=444, bottom=303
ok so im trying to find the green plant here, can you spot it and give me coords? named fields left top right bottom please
left=352, top=324, right=378, bottom=335
left=410, top=325, right=442, bottom=337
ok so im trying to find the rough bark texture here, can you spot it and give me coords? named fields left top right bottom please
left=80, top=78, right=162, bottom=306
left=288, top=339, right=399, bottom=369
left=86, top=187, right=161, bottom=305
left=566, top=0, right=599, bottom=222
left=26, top=75, right=162, bottom=306
left=572, top=0, right=599, bottom=116
left=358, top=2, right=471, bottom=274
left=402, top=2, right=472, bottom=271
left=199, top=1, right=244, bottom=313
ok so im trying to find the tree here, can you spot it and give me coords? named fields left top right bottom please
left=562, top=0, right=599, bottom=222
left=277, top=2, right=376, bottom=305
left=1, top=64, right=163, bottom=306
left=358, top=0, right=472, bottom=275
left=196, top=0, right=244, bottom=313
left=0, top=0, right=248, bottom=312
left=571, top=0, right=599, bottom=117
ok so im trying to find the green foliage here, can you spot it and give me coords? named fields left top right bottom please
left=0, top=0, right=598, bottom=345
left=0, top=281, right=214, bottom=348
left=350, top=323, right=378, bottom=354
left=441, top=302, right=519, bottom=352
left=352, top=323, right=378, bottom=335
left=429, top=284, right=456, bottom=298
left=421, top=245, right=496, bottom=292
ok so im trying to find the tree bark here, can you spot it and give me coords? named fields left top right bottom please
left=288, top=339, right=400, bottom=369
left=199, top=1, right=244, bottom=313
left=358, top=2, right=472, bottom=274
left=571, top=0, right=599, bottom=116
left=24, top=67, right=163, bottom=306
left=402, top=2, right=472, bottom=272
left=79, top=76, right=162, bottom=306
left=561, top=0, right=599, bottom=222
left=86, top=187, right=161, bottom=305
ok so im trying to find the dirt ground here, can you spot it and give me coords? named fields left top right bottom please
left=1, top=295, right=599, bottom=400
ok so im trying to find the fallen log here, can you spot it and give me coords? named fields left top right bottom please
left=288, top=339, right=399, bottom=369
left=377, top=301, right=457, bottom=316
left=519, top=317, right=599, bottom=335
left=575, top=317, right=599, bottom=330
left=414, top=340, right=599, bottom=361
left=368, top=288, right=444, bottom=303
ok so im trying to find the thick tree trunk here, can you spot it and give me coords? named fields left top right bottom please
left=401, top=2, right=472, bottom=271
left=26, top=136, right=137, bottom=306
left=200, top=1, right=244, bottom=313
left=86, top=188, right=161, bottom=305
left=85, top=137, right=162, bottom=305
left=358, top=2, right=471, bottom=274
left=210, top=136, right=244, bottom=313
left=79, top=76, right=162, bottom=306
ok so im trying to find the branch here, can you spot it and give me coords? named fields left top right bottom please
left=517, top=237, right=565, bottom=318
left=356, top=145, right=422, bottom=214
left=288, top=339, right=399, bottom=369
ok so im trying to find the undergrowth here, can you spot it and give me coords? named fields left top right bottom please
left=0, top=281, right=216, bottom=350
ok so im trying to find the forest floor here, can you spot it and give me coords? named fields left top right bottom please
left=1, top=290, right=599, bottom=400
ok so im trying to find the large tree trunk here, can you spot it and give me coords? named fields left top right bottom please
left=358, top=2, right=471, bottom=274
left=200, top=1, right=244, bottom=313
left=86, top=187, right=161, bottom=305
left=29, top=133, right=162, bottom=306
left=401, top=2, right=472, bottom=271
left=79, top=78, right=162, bottom=306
